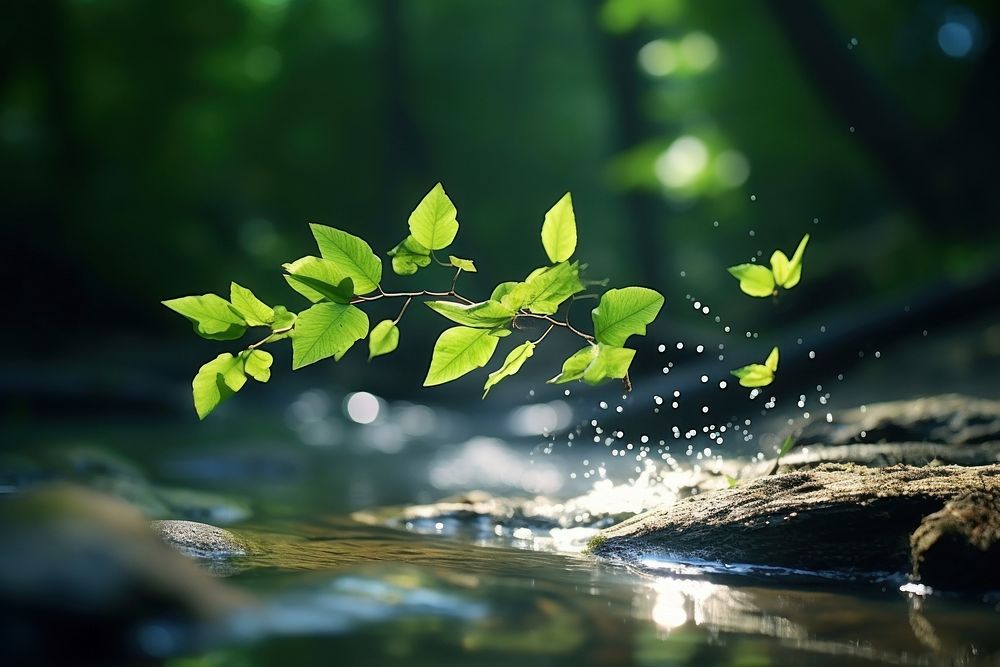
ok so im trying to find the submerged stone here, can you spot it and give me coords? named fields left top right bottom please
left=589, top=463, right=1000, bottom=589
left=151, top=519, right=253, bottom=560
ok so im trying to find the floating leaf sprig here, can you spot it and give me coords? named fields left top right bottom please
left=728, top=234, right=809, bottom=298
left=731, top=346, right=779, bottom=388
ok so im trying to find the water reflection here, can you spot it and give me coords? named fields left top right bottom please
left=635, top=574, right=1000, bottom=665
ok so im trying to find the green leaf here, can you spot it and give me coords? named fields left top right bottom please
left=483, top=341, right=535, bottom=397
left=291, top=302, right=370, bottom=369
left=769, top=251, right=793, bottom=288
left=388, top=236, right=432, bottom=276
left=777, top=435, right=796, bottom=459
left=782, top=233, right=809, bottom=289
left=582, top=345, right=636, bottom=385
left=192, top=353, right=247, bottom=419
left=368, top=319, right=399, bottom=360
left=271, top=305, right=296, bottom=330
left=448, top=256, right=477, bottom=272
left=728, top=263, right=775, bottom=298
left=425, top=300, right=515, bottom=329
left=423, top=326, right=501, bottom=387
left=730, top=364, right=774, bottom=388
left=547, top=343, right=634, bottom=385
left=163, top=294, right=247, bottom=341
left=308, top=224, right=382, bottom=294
left=549, top=345, right=598, bottom=384
left=242, top=349, right=273, bottom=382
left=408, top=183, right=459, bottom=251
left=527, top=262, right=586, bottom=314
left=490, top=281, right=519, bottom=302
left=541, top=192, right=577, bottom=264
left=283, top=256, right=350, bottom=303
left=229, top=283, right=274, bottom=326
left=501, top=262, right=585, bottom=314
left=764, top=346, right=779, bottom=373
left=285, top=273, right=355, bottom=304
left=591, top=286, right=664, bottom=346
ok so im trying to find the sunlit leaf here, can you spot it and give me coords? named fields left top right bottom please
left=730, top=363, right=773, bottom=387
left=448, top=256, right=477, bottom=272
left=192, top=353, right=247, bottom=419
left=541, top=192, right=577, bottom=263
left=242, top=349, right=273, bottom=383
left=388, top=235, right=432, bottom=276
left=163, top=294, right=247, bottom=341
left=271, top=305, right=296, bottom=331
left=229, top=283, right=274, bottom=326
left=764, top=346, right=779, bottom=373
left=285, top=273, right=354, bottom=304
left=482, top=341, right=535, bottom=397
left=591, top=286, right=664, bottom=346
left=727, top=263, right=775, bottom=298
left=582, top=345, right=636, bottom=385
left=490, top=282, right=518, bottom=302
left=426, top=300, right=515, bottom=329
left=408, top=183, right=459, bottom=251
left=368, top=319, right=399, bottom=360
left=309, top=224, right=382, bottom=294
left=548, top=345, right=598, bottom=384
left=782, top=233, right=810, bottom=289
left=423, top=326, right=500, bottom=386
left=769, top=250, right=793, bottom=287
left=283, top=256, right=352, bottom=303
left=500, top=262, right=585, bottom=315
left=291, top=302, right=369, bottom=369
left=778, top=435, right=796, bottom=458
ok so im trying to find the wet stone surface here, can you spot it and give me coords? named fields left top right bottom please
left=589, top=463, right=1000, bottom=589
left=152, top=519, right=254, bottom=560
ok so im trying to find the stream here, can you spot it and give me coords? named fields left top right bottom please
left=5, top=389, right=999, bottom=667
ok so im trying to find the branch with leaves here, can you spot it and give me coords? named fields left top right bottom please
left=163, top=184, right=665, bottom=418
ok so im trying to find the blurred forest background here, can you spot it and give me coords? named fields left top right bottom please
left=3, top=0, right=999, bottom=418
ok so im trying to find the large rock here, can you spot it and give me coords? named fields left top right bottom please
left=589, top=464, right=1000, bottom=587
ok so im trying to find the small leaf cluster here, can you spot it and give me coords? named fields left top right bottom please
left=164, top=184, right=664, bottom=418
left=727, top=234, right=811, bottom=388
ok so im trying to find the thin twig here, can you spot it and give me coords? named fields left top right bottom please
left=518, top=312, right=595, bottom=342
left=393, top=297, right=413, bottom=324
left=429, top=250, right=452, bottom=268
left=532, top=324, right=555, bottom=345
left=248, top=325, right=293, bottom=350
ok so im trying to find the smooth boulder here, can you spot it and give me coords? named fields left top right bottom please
left=151, top=519, right=252, bottom=559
